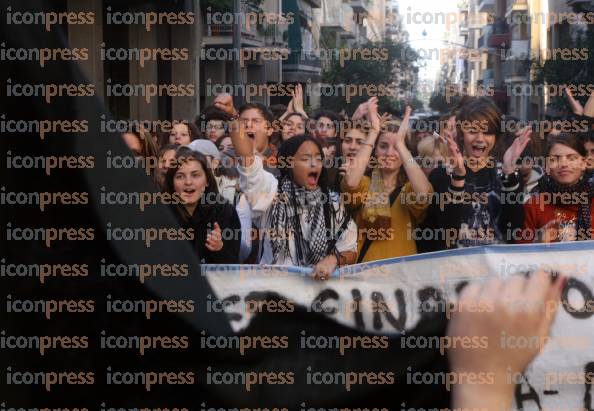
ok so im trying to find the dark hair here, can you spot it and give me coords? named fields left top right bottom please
left=157, top=143, right=177, bottom=158
left=202, top=106, right=229, bottom=122
left=285, top=112, right=307, bottom=123
left=456, top=97, right=502, bottom=139
left=546, top=133, right=587, bottom=157
left=213, top=135, right=238, bottom=179
left=215, top=134, right=231, bottom=149
left=165, top=147, right=219, bottom=202
left=124, top=127, right=157, bottom=160
left=277, top=134, right=328, bottom=188
left=238, top=102, right=274, bottom=124
left=169, top=121, right=200, bottom=143
left=196, top=106, right=229, bottom=139
left=313, top=110, right=341, bottom=137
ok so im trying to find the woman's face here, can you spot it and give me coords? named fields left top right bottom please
left=217, top=136, right=233, bottom=153
left=546, top=143, right=586, bottom=186
left=375, top=132, right=402, bottom=171
left=158, top=149, right=176, bottom=174
left=292, top=141, right=323, bottom=190
left=170, top=123, right=192, bottom=146
left=173, top=159, right=208, bottom=210
left=206, top=120, right=226, bottom=142
left=341, top=129, right=366, bottom=160
left=462, top=131, right=495, bottom=160
left=282, top=115, right=305, bottom=141
left=315, top=116, right=337, bottom=139
left=122, top=133, right=143, bottom=157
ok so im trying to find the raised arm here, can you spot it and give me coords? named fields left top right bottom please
left=342, top=99, right=381, bottom=190
left=291, top=84, right=308, bottom=118
left=394, top=106, right=430, bottom=195
left=214, top=93, right=255, bottom=168
left=565, top=87, right=584, bottom=116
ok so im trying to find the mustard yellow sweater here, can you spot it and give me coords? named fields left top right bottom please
left=341, top=176, right=433, bottom=262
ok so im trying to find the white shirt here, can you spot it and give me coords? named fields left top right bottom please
left=215, top=175, right=252, bottom=262
left=237, top=156, right=357, bottom=266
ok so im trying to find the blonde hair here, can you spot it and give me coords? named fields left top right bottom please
left=417, top=136, right=448, bottom=160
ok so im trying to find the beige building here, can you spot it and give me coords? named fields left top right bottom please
left=461, top=0, right=593, bottom=120
left=66, top=0, right=201, bottom=122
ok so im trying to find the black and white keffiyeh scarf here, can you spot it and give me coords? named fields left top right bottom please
left=267, top=178, right=348, bottom=266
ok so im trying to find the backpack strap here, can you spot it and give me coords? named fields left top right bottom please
left=356, top=185, right=403, bottom=264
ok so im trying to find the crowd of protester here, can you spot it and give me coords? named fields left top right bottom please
left=120, top=86, right=594, bottom=278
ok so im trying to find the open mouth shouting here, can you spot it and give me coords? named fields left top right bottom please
left=246, top=131, right=255, bottom=140
left=306, top=170, right=320, bottom=188
left=470, top=143, right=488, bottom=157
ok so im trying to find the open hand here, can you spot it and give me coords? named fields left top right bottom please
left=565, top=87, right=584, bottom=116
left=502, top=127, right=531, bottom=175
left=394, top=106, right=412, bottom=147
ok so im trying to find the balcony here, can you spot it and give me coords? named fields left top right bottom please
left=507, top=39, right=529, bottom=58
left=282, top=52, right=322, bottom=83
left=503, top=59, right=529, bottom=79
left=262, top=24, right=287, bottom=47
left=506, top=0, right=528, bottom=17
left=489, top=32, right=511, bottom=48
left=202, top=2, right=263, bottom=46
left=351, top=0, right=371, bottom=15
left=487, top=19, right=511, bottom=48
left=478, top=0, right=494, bottom=13
left=478, top=25, right=492, bottom=49
left=320, top=0, right=345, bottom=29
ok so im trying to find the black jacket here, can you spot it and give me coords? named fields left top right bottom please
left=172, top=198, right=241, bottom=264
left=417, top=164, right=524, bottom=252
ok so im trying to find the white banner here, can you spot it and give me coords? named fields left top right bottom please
left=204, top=241, right=594, bottom=411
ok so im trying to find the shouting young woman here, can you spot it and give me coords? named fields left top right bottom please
left=216, top=100, right=357, bottom=279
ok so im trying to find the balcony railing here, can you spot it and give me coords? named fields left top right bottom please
left=478, top=25, right=492, bottom=49
left=507, top=0, right=528, bottom=17
left=351, top=0, right=371, bottom=15
left=503, top=59, right=529, bottom=78
left=507, top=39, right=529, bottom=58
left=487, top=19, right=511, bottom=48
left=320, top=0, right=344, bottom=28
left=478, top=0, right=494, bottom=13
left=203, top=2, right=261, bottom=40
left=489, top=32, right=511, bottom=48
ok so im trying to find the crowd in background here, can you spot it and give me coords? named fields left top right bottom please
left=120, top=87, right=594, bottom=279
